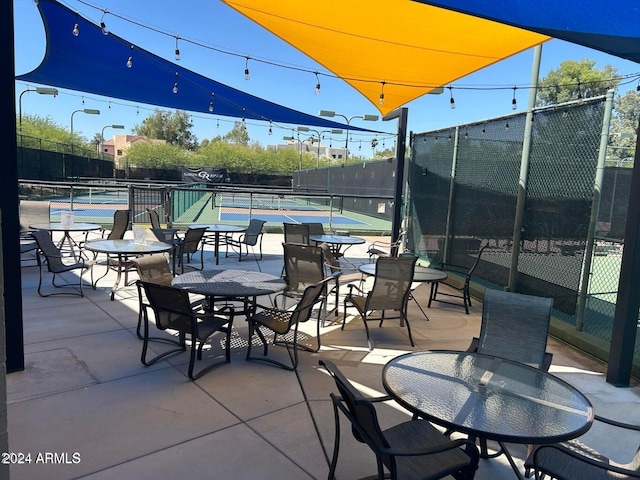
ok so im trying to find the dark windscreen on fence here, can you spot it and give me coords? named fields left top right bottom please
left=408, top=97, right=606, bottom=316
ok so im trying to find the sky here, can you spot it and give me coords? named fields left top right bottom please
left=13, top=0, right=640, bottom=159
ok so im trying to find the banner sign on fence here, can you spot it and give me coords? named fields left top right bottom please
left=182, top=167, right=229, bottom=183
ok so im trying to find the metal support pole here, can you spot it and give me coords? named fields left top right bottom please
left=383, top=107, right=408, bottom=251
left=606, top=114, right=640, bottom=386
left=576, top=89, right=614, bottom=331
left=443, top=126, right=460, bottom=264
left=508, top=44, right=542, bottom=291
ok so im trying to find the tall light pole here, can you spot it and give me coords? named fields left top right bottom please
left=283, top=135, right=302, bottom=171
left=297, top=126, right=343, bottom=168
left=18, top=86, right=58, bottom=131
left=318, top=110, right=378, bottom=165
left=70, top=108, right=100, bottom=135
left=100, top=124, right=125, bottom=157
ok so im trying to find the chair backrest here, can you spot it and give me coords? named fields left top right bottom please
left=284, top=223, right=310, bottom=245
left=318, top=242, right=341, bottom=273
left=138, top=281, right=194, bottom=332
left=132, top=255, right=173, bottom=286
left=305, top=222, right=325, bottom=237
left=108, top=210, right=130, bottom=240
left=146, top=208, right=161, bottom=229
left=478, top=289, right=553, bottom=369
left=19, top=200, right=50, bottom=233
left=319, top=360, right=390, bottom=454
left=367, top=256, right=417, bottom=311
left=30, top=229, right=64, bottom=271
left=179, top=227, right=207, bottom=255
left=283, top=242, right=325, bottom=294
left=288, top=279, right=330, bottom=327
left=243, top=219, right=266, bottom=246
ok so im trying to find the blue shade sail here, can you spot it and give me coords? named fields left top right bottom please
left=414, top=0, right=640, bottom=64
left=16, top=0, right=373, bottom=132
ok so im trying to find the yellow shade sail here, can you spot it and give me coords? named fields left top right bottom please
left=222, top=0, right=549, bottom=116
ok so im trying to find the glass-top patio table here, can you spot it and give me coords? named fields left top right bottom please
left=382, top=350, right=594, bottom=479
left=84, top=239, right=174, bottom=300
left=30, top=222, right=101, bottom=261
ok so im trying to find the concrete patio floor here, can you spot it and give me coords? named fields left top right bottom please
left=9, top=231, right=640, bottom=479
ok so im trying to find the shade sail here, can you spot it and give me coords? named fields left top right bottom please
left=414, top=0, right=640, bottom=64
left=221, top=0, right=550, bottom=116
left=16, top=0, right=373, bottom=132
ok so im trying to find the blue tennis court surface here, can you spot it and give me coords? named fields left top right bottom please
left=221, top=212, right=367, bottom=225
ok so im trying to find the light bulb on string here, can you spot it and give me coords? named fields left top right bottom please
left=379, top=81, right=385, bottom=105
left=269, top=122, right=273, bottom=135
left=174, top=36, right=181, bottom=61
left=72, top=22, right=79, bottom=36
left=511, top=87, right=517, bottom=110
left=126, top=45, right=134, bottom=68
left=208, top=93, right=215, bottom=112
left=244, top=57, right=250, bottom=81
left=100, top=10, right=109, bottom=35
left=448, top=86, right=455, bottom=109
left=315, top=72, right=321, bottom=95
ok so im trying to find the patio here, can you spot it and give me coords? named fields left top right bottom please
left=9, top=232, right=640, bottom=480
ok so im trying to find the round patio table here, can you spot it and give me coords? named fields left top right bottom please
left=191, top=224, right=247, bottom=265
left=310, top=234, right=365, bottom=260
left=172, top=268, right=286, bottom=316
left=30, top=222, right=101, bottom=260
left=84, top=239, right=173, bottom=300
left=359, top=263, right=447, bottom=320
left=383, top=350, right=594, bottom=479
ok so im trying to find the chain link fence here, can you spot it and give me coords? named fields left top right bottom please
left=407, top=95, right=637, bottom=368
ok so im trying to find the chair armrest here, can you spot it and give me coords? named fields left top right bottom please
left=466, top=337, right=480, bottom=353
left=533, top=444, right=640, bottom=478
left=594, top=414, right=640, bottom=431
left=346, top=283, right=366, bottom=296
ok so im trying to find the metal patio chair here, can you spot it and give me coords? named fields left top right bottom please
left=343, top=255, right=417, bottom=350
left=283, top=222, right=310, bottom=245
left=319, top=359, right=480, bottom=480
left=526, top=414, right=640, bottom=480
left=137, top=280, right=235, bottom=380
left=246, top=278, right=329, bottom=370
left=172, top=227, right=207, bottom=274
left=30, top=229, right=95, bottom=297
left=428, top=244, right=487, bottom=314
left=225, top=218, right=266, bottom=261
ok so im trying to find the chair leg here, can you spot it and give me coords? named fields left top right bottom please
left=328, top=400, right=342, bottom=480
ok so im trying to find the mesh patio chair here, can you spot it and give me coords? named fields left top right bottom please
left=428, top=244, right=487, bottom=314
left=457, top=288, right=553, bottom=459
left=19, top=200, right=50, bottom=239
left=305, top=222, right=325, bottom=237
left=469, top=288, right=554, bottom=370
left=318, top=241, right=363, bottom=316
left=146, top=207, right=178, bottom=244
left=97, top=209, right=130, bottom=241
left=131, top=255, right=177, bottom=340
left=225, top=218, right=266, bottom=261
left=274, top=243, right=339, bottom=351
left=319, top=359, right=480, bottom=480
left=525, top=414, right=640, bottom=480
left=172, top=227, right=207, bottom=274
left=283, top=222, right=310, bottom=245
left=366, top=230, right=406, bottom=262
left=137, top=280, right=235, bottom=380
left=343, top=255, right=417, bottom=350
left=246, top=278, right=329, bottom=370
left=30, top=230, right=95, bottom=297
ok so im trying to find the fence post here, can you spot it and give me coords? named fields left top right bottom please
left=576, top=89, right=615, bottom=331
left=507, top=44, right=542, bottom=291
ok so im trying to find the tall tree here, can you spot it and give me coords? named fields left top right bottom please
left=537, top=59, right=618, bottom=106
left=222, top=121, right=250, bottom=146
left=133, top=109, right=198, bottom=150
